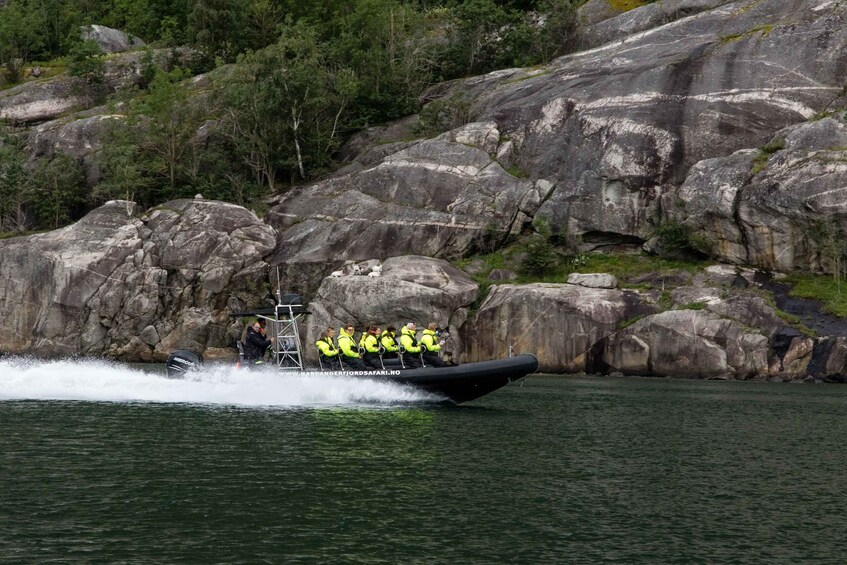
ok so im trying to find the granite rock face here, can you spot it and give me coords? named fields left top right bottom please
left=303, top=256, right=478, bottom=363
left=671, top=116, right=847, bottom=272
left=462, top=282, right=654, bottom=372
left=265, top=0, right=847, bottom=268
left=81, top=25, right=145, bottom=54
left=438, top=0, right=847, bottom=249
left=578, top=0, right=738, bottom=49
left=265, top=121, right=553, bottom=294
left=588, top=309, right=770, bottom=379
left=0, top=199, right=276, bottom=361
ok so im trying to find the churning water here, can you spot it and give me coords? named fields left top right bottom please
left=4, top=366, right=847, bottom=562
left=0, top=358, right=437, bottom=406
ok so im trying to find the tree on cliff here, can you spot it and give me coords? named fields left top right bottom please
left=0, top=1, right=43, bottom=83
left=0, top=135, right=33, bottom=233
left=97, top=67, right=207, bottom=207
left=220, top=21, right=358, bottom=189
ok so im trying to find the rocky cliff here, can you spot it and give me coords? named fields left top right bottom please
left=3, top=0, right=847, bottom=381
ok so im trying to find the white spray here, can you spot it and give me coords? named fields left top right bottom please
left=0, top=358, right=440, bottom=407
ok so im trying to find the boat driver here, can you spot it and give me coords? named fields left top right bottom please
left=243, top=319, right=274, bottom=364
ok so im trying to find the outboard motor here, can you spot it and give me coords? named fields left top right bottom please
left=166, top=350, right=204, bottom=378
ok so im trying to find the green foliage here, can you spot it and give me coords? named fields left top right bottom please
left=518, top=220, right=559, bottom=277
left=0, top=132, right=34, bottom=232
left=220, top=22, right=358, bottom=187
left=189, top=0, right=249, bottom=63
left=416, top=93, right=473, bottom=136
left=468, top=278, right=493, bottom=315
left=0, top=1, right=44, bottom=83
left=68, top=40, right=107, bottom=105
left=31, top=154, right=88, bottom=229
left=751, top=137, right=786, bottom=174
left=785, top=272, right=847, bottom=318
left=654, top=220, right=713, bottom=257
left=812, top=218, right=846, bottom=296
left=676, top=302, right=706, bottom=311
left=98, top=67, right=208, bottom=207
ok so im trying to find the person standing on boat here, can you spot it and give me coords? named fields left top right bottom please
left=315, top=327, right=340, bottom=369
left=399, top=322, right=423, bottom=368
left=380, top=326, right=400, bottom=359
left=243, top=320, right=274, bottom=364
left=361, top=326, right=383, bottom=370
left=419, top=322, right=446, bottom=367
left=337, top=324, right=367, bottom=370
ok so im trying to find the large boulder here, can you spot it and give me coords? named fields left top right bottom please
left=671, top=115, right=847, bottom=272
left=0, top=199, right=276, bottom=361
left=81, top=25, right=145, bottom=54
left=462, top=282, right=653, bottom=372
left=1, top=48, right=198, bottom=125
left=265, top=121, right=552, bottom=295
left=0, top=77, right=88, bottom=124
left=303, top=256, right=477, bottom=363
left=588, top=309, right=770, bottom=379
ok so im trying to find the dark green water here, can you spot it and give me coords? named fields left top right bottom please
left=3, top=373, right=847, bottom=563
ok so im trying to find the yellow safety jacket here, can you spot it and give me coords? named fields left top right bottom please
left=399, top=326, right=421, bottom=353
left=363, top=333, right=380, bottom=354
left=316, top=337, right=339, bottom=358
left=419, top=329, right=441, bottom=352
left=380, top=330, right=399, bottom=352
left=337, top=327, right=361, bottom=358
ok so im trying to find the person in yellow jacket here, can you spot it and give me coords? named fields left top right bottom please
left=315, top=327, right=340, bottom=369
left=380, top=326, right=400, bottom=359
left=360, top=325, right=383, bottom=369
left=337, top=324, right=367, bottom=370
left=419, top=321, right=446, bottom=367
left=399, top=322, right=423, bottom=368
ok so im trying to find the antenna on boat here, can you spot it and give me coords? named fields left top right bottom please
left=269, top=266, right=305, bottom=372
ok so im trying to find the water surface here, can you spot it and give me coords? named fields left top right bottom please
left=2, top=360, right=846, bottom=563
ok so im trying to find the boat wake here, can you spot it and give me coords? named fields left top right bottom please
left=0, top=358, right=442, bottom=407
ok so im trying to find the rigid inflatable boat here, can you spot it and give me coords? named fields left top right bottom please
left=165, top=350, right=538, bottom=404
left=165, top=290, right=538, bottom=404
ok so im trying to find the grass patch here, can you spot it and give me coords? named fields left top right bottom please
left=784, top=272, right=847, bottom=318
left=456, top=248, right=707, bottom=290
left=608, top=0, right=652, bottom=12
left=507, top=165, right=528, bottom=178
left=676, top=301, right=706, bottom=310
left=721, top=24, right=775, bottom=44
left=569, top=253, right=706, bottom=281
left=751, top=137, right=785, bottom=174
left=618, top=314, right=646, bottom=329
left=0, top=229, right=47, bottom=240
left=502, top=69, right=550, bottom=85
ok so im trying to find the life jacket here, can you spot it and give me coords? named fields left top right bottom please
left=363, top=333, right=380, bottom=354
left=420, top=329, right=441, bottom=352
left=337, top=327, right=361, bottom=358
left=380, top=330, right=399, bottom=352
left=315, top=336, right=338, bottom=358
left=399, top=326, right=421, bottom=353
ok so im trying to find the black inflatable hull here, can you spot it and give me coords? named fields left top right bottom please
left=165, top=351, right=538, bottom=404
left=377, top=354, right=538, bottom=403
